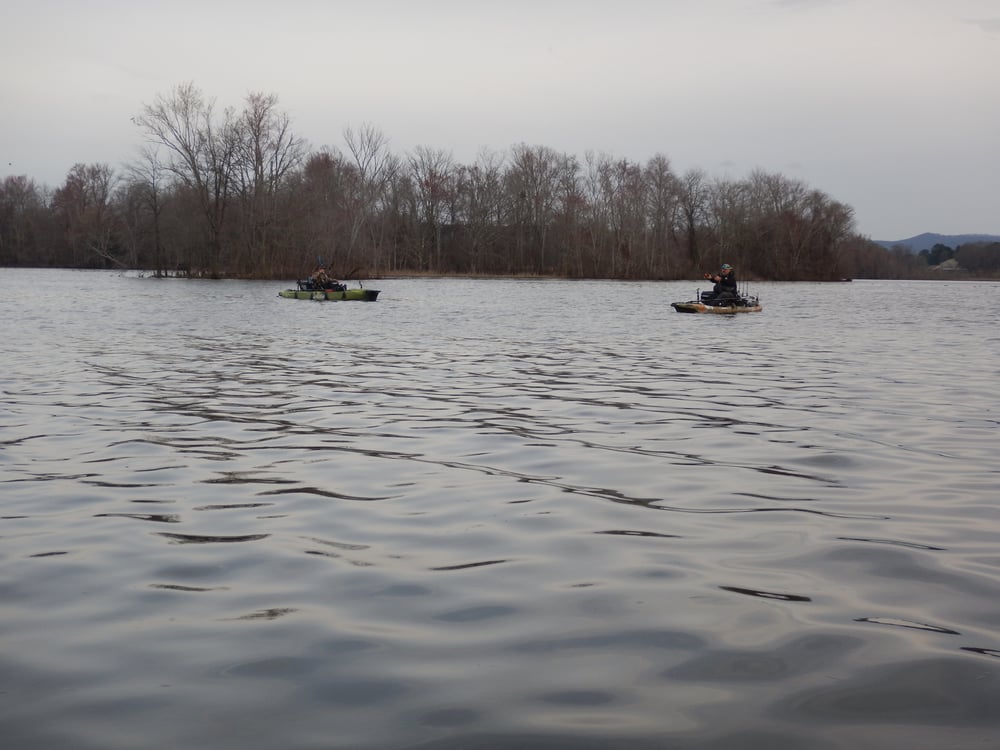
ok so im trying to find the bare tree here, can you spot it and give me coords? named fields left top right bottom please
left=288, top=148, right=356, bottom=273
left=644, top=154, right=681, bottom=277
left=122, top=145, right=170, bottom=274
left=707, top=177, right=750, bottom=272
left=506, top=144, right=562, bottom=273
left=135, top=82, right=237, bottom=274
left=407, top=145, right=454, bottom=270
left=677, top=168, right=709, bottom=270
left=343, top=123, right=399, bottom=272
left=451, top=148, right=505, bottom=273
left=0, top=175, right=48, bottom=265
left=231, top=92, right=306, bottom=275
left=52, top=163, right=121, bottom=267
left=599, top=157, right=646, bottom=277
left=581, top=151, right=612, bottom=276
left=551, top=153, right=584, bottom=276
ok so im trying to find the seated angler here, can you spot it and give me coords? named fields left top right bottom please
left=310, top=266, right=333, bottom=289
left=703, top=263, right=737, bottom=302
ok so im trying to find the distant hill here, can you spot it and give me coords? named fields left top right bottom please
left=874, top=232, right=1000, bottom=252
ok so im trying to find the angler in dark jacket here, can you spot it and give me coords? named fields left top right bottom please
left=703, top=263, right=737, bottom=302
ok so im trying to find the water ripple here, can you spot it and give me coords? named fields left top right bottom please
left=3, top=273, right=1000, bottom=749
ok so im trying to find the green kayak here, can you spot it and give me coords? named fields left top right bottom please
left=279, top=288, right=379, bottom=301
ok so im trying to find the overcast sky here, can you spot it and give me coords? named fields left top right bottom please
left=2, top=0, right=998, bottom=240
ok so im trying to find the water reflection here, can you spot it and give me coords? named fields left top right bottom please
left=94, top=512, right=180, bottom=523
left=155, top=532, right=270, bottom=544
left=718, top=586, right=812, bottom=603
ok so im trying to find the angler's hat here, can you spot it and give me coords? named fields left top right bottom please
left=721, top=263, right=732, bottom=269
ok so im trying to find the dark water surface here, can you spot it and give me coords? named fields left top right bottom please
left=2, top=269, right=999, bottom=749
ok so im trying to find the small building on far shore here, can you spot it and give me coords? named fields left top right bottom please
left=932, top=258, right=963, bottom=272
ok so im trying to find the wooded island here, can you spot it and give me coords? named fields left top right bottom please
left=2, top=83, right=997, bottom=280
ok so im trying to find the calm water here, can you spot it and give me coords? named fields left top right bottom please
left=2, top=269, right=999, bottom=750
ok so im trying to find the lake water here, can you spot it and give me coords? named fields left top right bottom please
left=1, top=268, right=999, bottom=749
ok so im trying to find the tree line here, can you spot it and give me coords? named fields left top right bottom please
left=0, top=82, right=982, bottom=281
